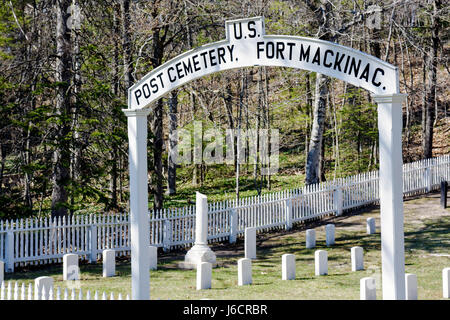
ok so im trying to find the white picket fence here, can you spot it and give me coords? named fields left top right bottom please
left=0, top=280, right=129, bottom=300
left=0, top=154, right=449, bottom=272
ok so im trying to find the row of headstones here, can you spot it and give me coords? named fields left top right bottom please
left=196, top=247, right=367, bottom=290
left=57, top=246, right=158, bottom=281
left=0, top=278, right=130, bottom=300
left=360, top=270, right=450, bottom=300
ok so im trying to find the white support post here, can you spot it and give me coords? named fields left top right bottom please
left=229, top=209, right=237, bottom=244
left=373, top=93, right=407, bottom=300
left=334, top=187, right=343, bottom=216
left=0, top=260, right=3, bottom=285
left=284, top=199, right=292, bottom=230
left=89, top=225, right=97, bottom=264
left=123, top=108, right=151, bottom=300
left=5, top=231, right=14, bottom=273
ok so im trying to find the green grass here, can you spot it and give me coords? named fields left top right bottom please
left=4, top=193, right=449, bottom=300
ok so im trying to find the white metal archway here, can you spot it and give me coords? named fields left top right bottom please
left=124, top=16, right=407, bottom=300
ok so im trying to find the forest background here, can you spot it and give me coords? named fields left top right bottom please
left=0, top=0, right=448, bottom=220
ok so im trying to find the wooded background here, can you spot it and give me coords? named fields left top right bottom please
left=0, top=0, right=448, bottom=220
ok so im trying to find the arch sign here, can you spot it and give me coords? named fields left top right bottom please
left=128, top=16, right=399, bottom=110
left=124, top=17, right=407, bottom=301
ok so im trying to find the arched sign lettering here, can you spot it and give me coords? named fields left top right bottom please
left=128, top=16, right=399, bottom=110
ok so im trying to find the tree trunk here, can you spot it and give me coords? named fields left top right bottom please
left=167, top=91, right=178, bottom=195
left=306, top=73, right=329, bottom=185
left=151, top=99, right=164, bottom=209
left=121, top=0, right=133, bottom=91
left=423, top=0, right=441, bottom=159
left=51, top=0, right=72, bottom=219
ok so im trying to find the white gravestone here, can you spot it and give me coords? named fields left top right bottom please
left=149, top=246, right=158, bottom=270
left=34, top=276, right=53, bottom=300
left=282, top=254, right=295, bottom=280
left=182, top=192, right=217, bottom=269
left=63, top=254, right=79, bottom=281
left=306, top=229, right=316, bottom=249
left=0, top=260, right=4, bottom=285
left=351, top=247, right=364, bottom=271
left=443, top=268, right=450, bottom=299
left=366, top=218, right=376, bottom=234
left=103, top=249, right=115, bottom=277
left=245, top=227, right=257, bottom=259
left=405, top=273, right=417, bottom=300
left=197, top=262, right=212, bottom=290
left=315, top=250, right=328, bottom=276
left=360, top=277, right=376, bottom=300
left=238, top=258, right=252, bottom=286
left=325, top=224, right=335, bottom=246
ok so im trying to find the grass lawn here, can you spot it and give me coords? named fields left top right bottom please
left=4, top=192, right=449, bottom=300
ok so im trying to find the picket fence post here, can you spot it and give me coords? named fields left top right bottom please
left=229, top=208, right=237, bottom=244
left=425, top=167, right=432, bottom=192
left=284, top=199, right=292, bottom=230
left=163, top=219, right=172, bottom=252
left=89, top=225, right=98, bottom=264
left=334, top=187, right=343, bottom=216
left=5, top=231, right=14, bottom=273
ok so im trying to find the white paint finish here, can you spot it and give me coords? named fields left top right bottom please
left=282, top=254, right=295, bottom=280
left=360, top=277, right=377, bottom=300
left=184, top=192, right=217, bottom=268
left=443, top=268, right=450, bottom=298
left=315, top=250, right=328, bottom=276
left=245, top=227, right=257, bottom=259
left=34, top=276, right=53, bottom=300
left=63, top=254, right=79, bottom=281
left=351, top=247, right=364, bottom=271
left=196, top=262, right=212, bottom=290
left=238, top=258, right=252, bottom=286
left=128, top=17, right=398, bottom=110
left=306, top=229, right=316, bottom=249
left=373, top=93, right=407, bottom=300
left=405, top=273, right=417, bottom=300
left=123, top=108, right=151, bottom=300
left=149, top=246, right=158, bottom=270
left=325, top=224, right=335, bottom=246
left=102, top=249, right=115, bottom=277
left=366, top=217, right=376, bottom=234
